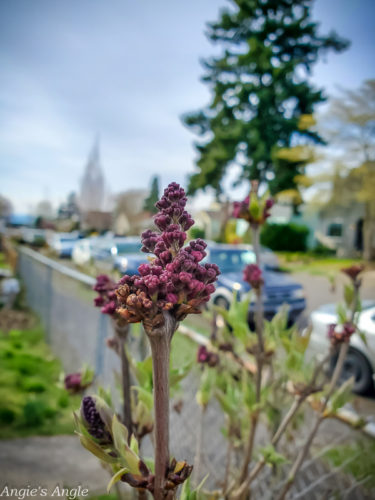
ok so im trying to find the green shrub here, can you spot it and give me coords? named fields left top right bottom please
left=311, top=243, right=336, bottom=256
left=189, top=226, right=205, bottom=239
left=261, top=223, right=309, bottom=252
left=0, top=408, right=16, bottom=424
left=21, top=378, right=47, bottom=393
left=23, top=400, right=48, bottom=426
left=0, top=325, right=81, bottom=438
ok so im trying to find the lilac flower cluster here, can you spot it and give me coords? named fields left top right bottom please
left=93, top=275, right=117, bottom=316
left=243, top=264, right=264, bottom=290
left=341, top=264, right=365, bottom=284
left=116, top=183, right=220, bottom=330
left=327, top=323, right=356, bottom=346
left=64, top=373, right=83, bottom=393
left=233, top=194, right=274, bottom=226
left=197, top=345, right=219, bottom=367
left=81, top=396, right=112, bottom=444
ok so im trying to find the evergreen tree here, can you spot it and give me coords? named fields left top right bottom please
left=143, top=176, right=160, bottom=213
left=183, top=0, right=348, bottom=202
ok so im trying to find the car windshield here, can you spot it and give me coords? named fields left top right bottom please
left=208, top=249, right=256, bottom=273
left=116, top=242, right=142, bottom=254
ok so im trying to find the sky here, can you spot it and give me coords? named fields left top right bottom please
left=0, top=0, right=374, bottom=213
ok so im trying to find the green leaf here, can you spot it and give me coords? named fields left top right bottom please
left=78, top=434, right=117, bottom=464
left=329, top=377, right=354, bottom=414
left=132, top=386, right=153, bottom=410
left=130, top=434, right=139, bottom=456
left=107, top=467, right=129, bottom=493
left=336, top=303, right=348, bottom=324
left=259, top=444, right=288, bottom=466
left=97, top=386, right=113, bottom=407
left=94, top=395, right=114, bottom=433
left=112, top=414, right=129, bottom=459
left=357, top=329, right=368, bottom=346
left=170, top=362, right=192, bottom=388
left=133, top=356, right=153, bottom=390
left=344, top=284, right=354, bottom=308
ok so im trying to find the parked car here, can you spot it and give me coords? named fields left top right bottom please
left=93, top=237, right=145, bottom=273
left=50, top=232, right=81, bottom=258
left=72, top=237, right=100, bottom=266
left=206, top=243, right=306, bottom=325
left=306, top=301, right=375, bottom=394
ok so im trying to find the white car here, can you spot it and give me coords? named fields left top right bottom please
left=72, top=237, right=99, bottom=266
left=307, top=301, right=375, bottom=394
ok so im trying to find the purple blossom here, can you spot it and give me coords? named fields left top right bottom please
left=233, top=191, right=274, bottom=226
left=115, top=183, right=220, bottom=328
left=64, top=373, right=83, bottom=393
left=93, top=275, right=118, bottom=316
left=341, top=264, right=365, bottom=283
left=243, top=264, right=264, bottom=290
left=327, top=322, right=356, bottom=346
left=81, top=396, right=112, bottom=444
left=197, top=345, right=219, bottom=367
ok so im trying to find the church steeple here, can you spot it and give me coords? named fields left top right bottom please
left=79, top=136, right=106, bottom=212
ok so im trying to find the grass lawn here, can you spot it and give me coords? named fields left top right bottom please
left=0, top=325, right=80, bottom=439
left=276, top=252, right=364, bottom=275
left=0, top=251, right=10, bottom=269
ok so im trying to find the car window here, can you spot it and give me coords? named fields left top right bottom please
left=116, top=242, right=142, bottom=254
left=209, top=249, right=256, bottom=272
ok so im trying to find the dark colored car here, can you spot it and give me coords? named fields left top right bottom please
left=206, top=244, right=306, bottom=325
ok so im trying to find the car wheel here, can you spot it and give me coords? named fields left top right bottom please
left=330, top=347, right=374, bottom=395
left=214, top=296, right=230, bottom=310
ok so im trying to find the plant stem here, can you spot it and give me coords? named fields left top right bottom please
left=232, top=348, right=331, bottom=498
left=113, top=322, right=133, bottom=439
left=277, top=283, right=360, bottom=499
left=148, top=313, right=176, bottom=500
left=119, top=334, right=133, bottom=438
left=237, top=225, right=264, bottom=487
left=276, top=341, right=349, bottom=500
left=223, top=437, right=233, bottom=494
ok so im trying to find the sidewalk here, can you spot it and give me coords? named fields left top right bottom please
left=0, top=435, right=109, bottom=496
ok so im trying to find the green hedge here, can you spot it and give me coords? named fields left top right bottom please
left=261, top=223, right=309, bottom=252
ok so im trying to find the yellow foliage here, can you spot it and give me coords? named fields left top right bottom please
left=298, top=114, right=316, bottom=130
left=276, top=145, right=315, bottom=163
left=275, top=189, right=303, bottom=205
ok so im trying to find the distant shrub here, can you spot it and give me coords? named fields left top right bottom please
left=189, top=226, right=205, bottom=239
left=21, top=378, right=47, bottom=393
left=23, top=400, right=47, bottom=426
left=0, top=407, right=16, bottom=424
left=261, top=223, right=309, bottom=251
left=312, top=243, right=336, bottom=256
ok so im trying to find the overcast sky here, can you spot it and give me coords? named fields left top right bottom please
left=0, top=0, right=374, bottom=213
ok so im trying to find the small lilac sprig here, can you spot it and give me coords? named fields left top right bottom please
left=341, top=264, right=365, bottom=289
left=327, top=322, right=356, bottom=347
left=115, top=182, right=218, bottom=500
left=243, top=264, right=264, bottom=291
left=233, top=181, right=274, bottom=228
left=116, top=182, right=220, bottom=333
left=197, top=345, right=219, bottom=367
left=81, top=396, right=113, bottom=444
left=94, top=275, right=118, bottom=316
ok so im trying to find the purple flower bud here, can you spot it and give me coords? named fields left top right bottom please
left=197, top=345, right=210, bottom=363
left=101, top=300, right=117, bottom=315
left=243, top=264, right=264, bottom=290
left=93, top=274, right=118, bottom=317
left=81, top=396, right=112, bottom=444
left=64, top=373, right=83, bottom=392
left=115, top=182, right=220, bottom=327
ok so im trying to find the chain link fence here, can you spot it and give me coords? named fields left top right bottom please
left=17, top=246, right=374, bottom=499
